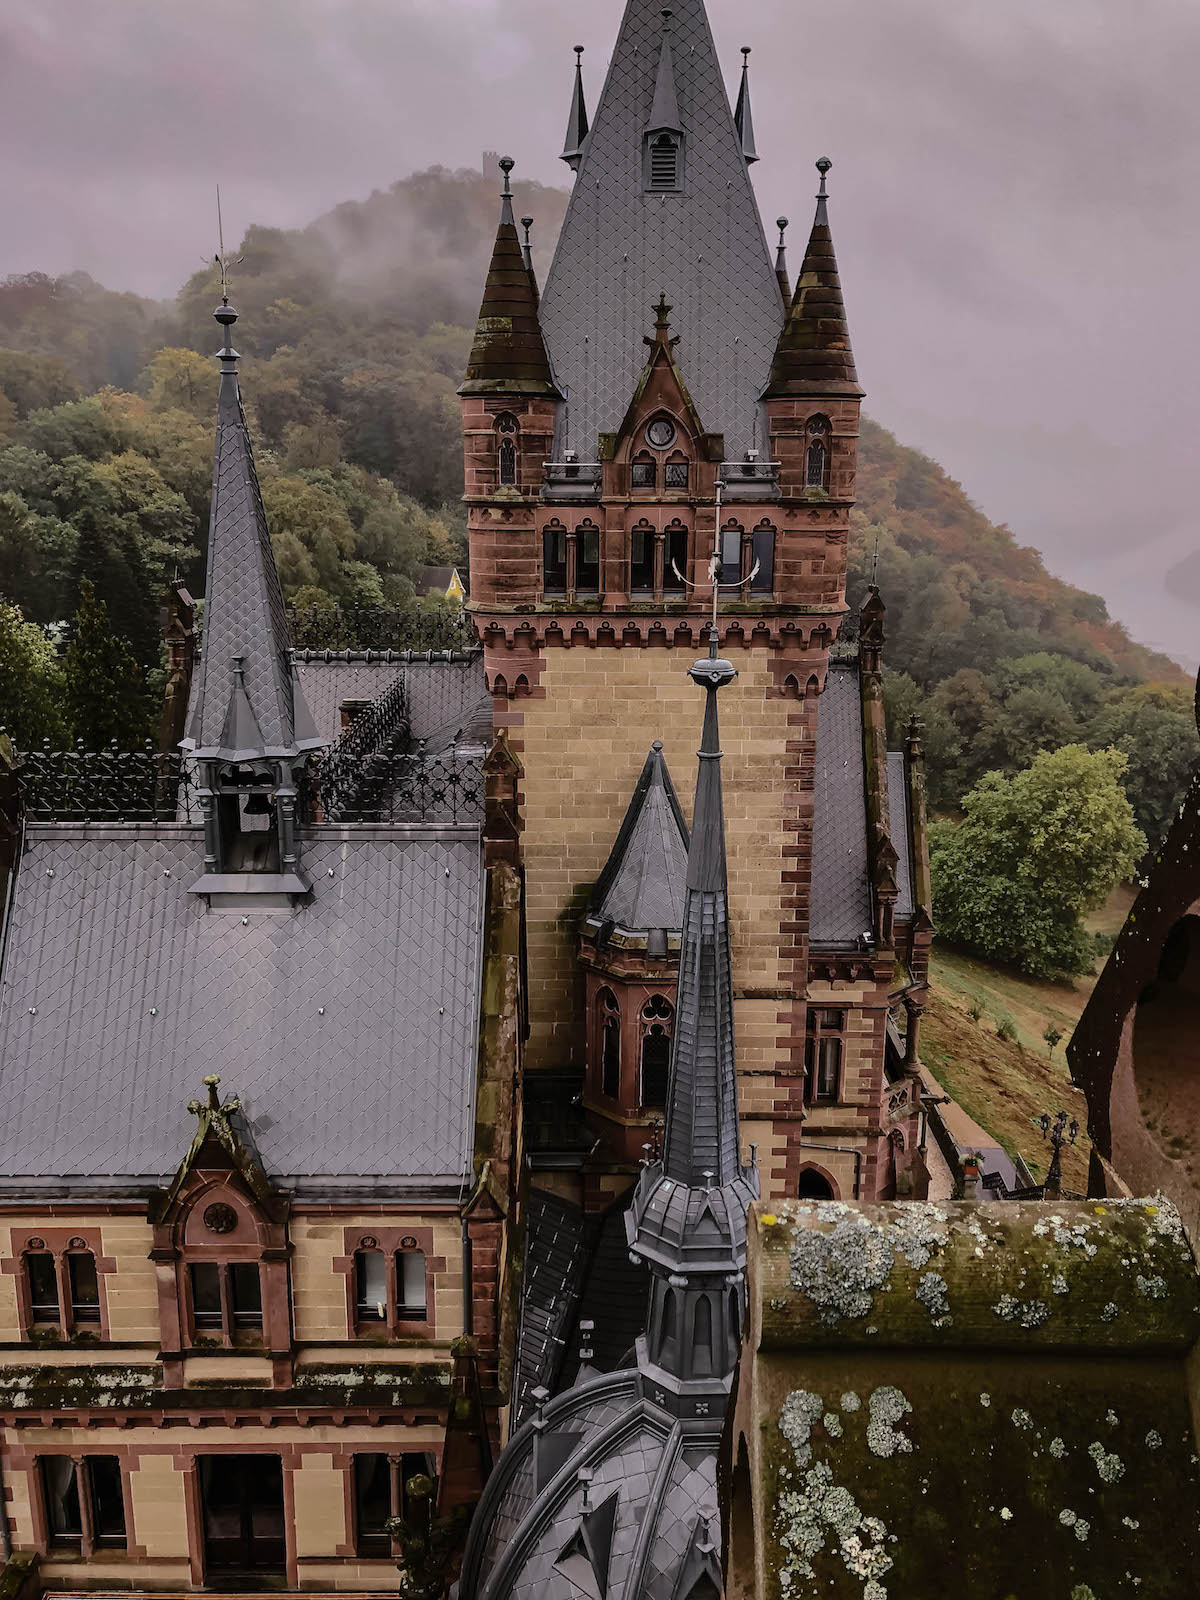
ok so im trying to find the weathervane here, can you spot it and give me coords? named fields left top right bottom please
left=670, top=476, right=759, bottom=635
left=213, top=184, right=244, bottom=303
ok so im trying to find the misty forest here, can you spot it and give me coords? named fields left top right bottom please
left=0, top=164, right=1195, bottom=917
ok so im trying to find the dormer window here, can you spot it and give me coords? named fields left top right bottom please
left=648, top=133, right=682, bottom=191
left=496, top=413, right=519, bottom=487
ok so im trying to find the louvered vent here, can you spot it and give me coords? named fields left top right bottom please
left=649, top=136, right=679, bottom=190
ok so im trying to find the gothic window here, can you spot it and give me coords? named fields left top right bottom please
left=751, top=525, right=776, bottom=594
left=664, top=457, right=689, bottom=489
left=630, top=523, right=655, bottom=592
left=599, top=988, right=621, bottom=1099
left=25, top=1252, right=58, bottom=1327
left=796, top=1169, right=835, bottom=1200
left=496, top=413, right=519, bottom=487
left=543, top=523, right=567, bottom=594
left=397, top=1250, right=428, bottom=1320
left=640, top=995, right=673, bottom=1107
left=648, top=133, right=682, bottom=191
left=660, top=1289, right=678, bottom=1358
left=68, top=1251, right=100, bottom=1325
left=354, top=1247, right=428, bottom=1327
left=356, top=1250, right=388, bottom=1322
left=576, top=523, right=600, bottom=593
left=804, top=1009, right=846, bottom=1105
left=692, top=1296, right=714, bottom=1377
left=720, top=525, right=743, bottom=588
left=187, top=1261, right=263, bottom=1341
left=631, top=454, right=656, bottom=490
left=805, top=415, right=831, bottom=490
left=663, top=521, right=688, bottom=592
left=353, top=1453, right=435, bottom=1557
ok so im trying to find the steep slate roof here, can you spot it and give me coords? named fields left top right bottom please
left=0, top=824, right=483, bottom=1191
left=185, top=302, right=321, bottom=760
left=514, top=1191, right=590, bottom=1423
left=539, top=0, right=784, bottom=458
left=460, top=162, right=558, bottom=397
left=291, top=654, right=489, bottom=749
left=588, top=741, right=689, bottom=938
left=810, top=663, right=873, bottom=948
left=765, top=167, right=864, bottom=399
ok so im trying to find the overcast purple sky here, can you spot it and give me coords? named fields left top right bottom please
left=2, top=0, right=1197, bottom=665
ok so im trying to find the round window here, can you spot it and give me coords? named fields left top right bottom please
left=647, top=418, right=676, bottom=450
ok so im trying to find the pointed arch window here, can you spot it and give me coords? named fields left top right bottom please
left=647, top=133, right=682, bottom=191
left=751, top=523, right=776, bottom=595
left=693, top=1296, right=714, bottom=1378
left=660, top=1289, right=678, bottom=1358
left=805, top=415, right=831, bottom=490
left=576, top=521, right=600, bottom=593
left=663, top=521, right=688, bottom=593
left=631, top=452, right=656, bottom=490
left=543, top=521, right=567, bottom=595
left=598, top=988, right=621, bottom=1100
left=640, top=995, right=673, bottom=1107
left=496, top=412, right=519, bottom=488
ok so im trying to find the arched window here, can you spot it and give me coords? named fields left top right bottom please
left=648, top=133, right=681, bottom=191
left=805, top=415, right=831, bottom=490
left=25, top=1252, right=59, bottom=1328
left=692, top=1296, right=714, bottom=1377
left=751, top=523, right=776, bottom=594
left=720, top=523, right=744, bottom=587
left=67, top=1251, right=101, bottom=1325
left=664, top=453, right=689, bottom=490
left=796, top=1168, right=835, bottom=1200
left=641, top=996, right=673, bottom=1107
left=630, top=520, right=655, bottom=592
left=631, top=452, right=656, bottom=490
left=576, top=521, right=600, bottom=593
left=496, top=413, right=519, bottom=487
left=660, top=1289, right=678, bottom=1358
left=542, top=521, right=567, bottom=594
left=663, top=520, right=688, bottom=592
left=599, top=988, right=621, bottom=1099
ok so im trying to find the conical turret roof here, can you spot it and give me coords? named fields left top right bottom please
left=459, top=159, right=559, bottom=397
left=588, top=742, right=689, bottom=942
left=185, top=300, right=321, bottom=761
left=766, top=160, right=864, bottom=399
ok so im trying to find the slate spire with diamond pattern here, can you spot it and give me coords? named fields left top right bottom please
left=560, top=45, right=590, bottom=172
left=185, top=300, right=321, bottom=760
left=538, top=0, right=784, bottom=459
left=734, top=47, right=759, bottom=164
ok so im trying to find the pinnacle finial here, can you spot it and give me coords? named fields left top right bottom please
left=499, top=155, right=514, bottom=194
left=520, top=215, right=534, bottom=273
left=816, top=156, right=832, bottom=197
left=574, top=43, right=584, bottom=60
left=777, top=216, right=788, bottom=248
left=660, top=7, right=673, bottom=30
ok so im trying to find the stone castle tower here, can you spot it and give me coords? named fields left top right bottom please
left=460, top=0, right=930, bottom=1203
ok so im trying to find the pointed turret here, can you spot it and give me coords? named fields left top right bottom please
left=586, top=741, right=689, bottom=956
left=539, top=0, right=784, bottom=459
left=734, top=46, right=759, bottom=164
left=185, top=299, right=321, bottom=762
left=560, top=44, right=589, bottom=171
left=774, top=215, right=791, bottom=308
left=765, top=158, right=864, bottom=398
left=459, top=158, right=558, bottom=397
left=626, top=632, right=759, bottom=1402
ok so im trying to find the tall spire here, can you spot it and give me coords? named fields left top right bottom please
left=646, top=10, right=683, bottom=134
left=734, top=46, right=759, bottom=164
left=765, top=158, right=864, bottom=398
left=539, top=0, right=784, bottom=460
left=459, top=158, right=558, bottom=397
left=774, top=215, right=791, bottom=307
left=625, top=634, right=758, bottom=1398
left=560, top=44, right=590, bottom=171
left=185, top=299, right=321, bottom=761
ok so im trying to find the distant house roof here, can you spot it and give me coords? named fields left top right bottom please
left=0, top=823, right=484, bottom=1194
left=414, top=565, right=469, bottom=600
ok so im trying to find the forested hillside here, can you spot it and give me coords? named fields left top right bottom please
left=0, top=164, right=1193, bottom=837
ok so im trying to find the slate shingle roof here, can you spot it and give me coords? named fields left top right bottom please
left=588, top=742, right=689, bottom=938
left=0, top=824, right=483, bottom=1190
left=888, top=750, right=915, bottom=920
left=539, top=0, right=784, bottom=459
left=809, top=662, right=873, bottom=948
left=291, top=655, right=489, bottom=749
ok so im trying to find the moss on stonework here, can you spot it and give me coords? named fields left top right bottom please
left=0, top=1362, right=452, bottom=1411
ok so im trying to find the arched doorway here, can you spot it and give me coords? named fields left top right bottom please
left=1133, top=915, right=1200, bottom=1159
left=795, top=1168, right=835, bottom=1201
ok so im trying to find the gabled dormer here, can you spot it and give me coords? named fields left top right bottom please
left=149, top=1075, right=291, bottom=1387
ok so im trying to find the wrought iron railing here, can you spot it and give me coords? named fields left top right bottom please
left=301, top=746, right=484, bottom=826
left=11, top=742, right=200, bottom=823
left=334, top=672, right=410, bottom=765
left=286, top=601, right=476, bottom=654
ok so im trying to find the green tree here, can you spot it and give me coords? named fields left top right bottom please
left=930, top=745, right=1145, bottom=978
left=0, top=600, right=68, bottom=747
left=63, top=578, right=152, bottom=748
left=0, top=490, right=76, bottom=622
left=0, top=348, right=79, bottom=418
left=1043, top=1025, right=1063, bottom=1057
left=141, top=347, right=215, bottom=420
left=1087, top=683, right=1199, bottom=847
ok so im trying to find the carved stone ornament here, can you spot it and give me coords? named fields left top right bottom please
left=359, top=1235, right=378, bottom=1250
left=400, top=1235, right=419, bottom=1251
left=26, top=1238, right=44, bottom=1251
left=68, top=1236, right=87, bottom=1250
left=203, top=1203, right=239, bottom=1236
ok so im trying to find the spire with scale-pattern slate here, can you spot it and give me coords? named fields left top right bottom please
left=734, top=46, right=759, bottom=164
left=185, top=298, right=322, bottom=762
left=625, top=633, right=758, bottom=1400
left=560, top=45, right=589, bottom=172
left=765, top=157, right=864, bottom=399
left=538, top=0, right=784, bottom=459
left=460, top=158, right=558, bottom=397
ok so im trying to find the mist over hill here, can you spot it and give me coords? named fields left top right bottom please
left=0, top=164, right=1193, bottom=835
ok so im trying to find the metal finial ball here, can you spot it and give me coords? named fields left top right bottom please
left=521, top=216, right=533, bottom=229
left=741, top=45, right=751, bottom=57
left=498, top=155, right=515, bottom=174
left=777, top=216, right=789, bottom=231
left=574, top=44, right=584, bottom=56
left=816, top=156, right=833, bottom=176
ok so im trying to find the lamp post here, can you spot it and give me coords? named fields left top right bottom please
left=1038, top=1109, right=1079, bottom=1200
